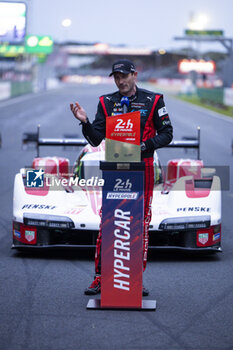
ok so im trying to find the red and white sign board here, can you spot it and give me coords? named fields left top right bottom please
left=105, top=111, right=141, bottom=162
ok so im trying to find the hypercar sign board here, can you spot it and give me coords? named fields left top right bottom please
left=101, top=166, right=144, bottom=308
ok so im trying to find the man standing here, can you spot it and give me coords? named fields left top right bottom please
left=70, top=59, right=173, bottom=296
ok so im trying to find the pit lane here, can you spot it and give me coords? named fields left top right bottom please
left=0, top=83, right=233, bottom=350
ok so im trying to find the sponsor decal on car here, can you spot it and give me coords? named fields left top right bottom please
left=64, top=206, right=86, bottom=215
left=213, top=232, right=221, bottom=241
left=177, top=207, right=210, bottom=212
left=25, top=230, right=35, bottom=242
left=198, top=233, right=209, bottom=245
left=14, top=229, right=21, bottom=239
left=22, top=204, right=56, bottom=210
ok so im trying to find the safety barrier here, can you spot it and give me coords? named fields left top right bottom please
left=224, top=88, right=233, bottom=107
left=1, top=81, right=233, bottom=108
left=0, top=81, right=33, bottom=100
left=0, top=81, right=11, bottom=100
left=197, top=87, right=224, bottom=106
left=11, top=81, right=33, bottom=97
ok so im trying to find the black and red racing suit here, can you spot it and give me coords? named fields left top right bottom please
left=82, top=86, right=173, bottom=273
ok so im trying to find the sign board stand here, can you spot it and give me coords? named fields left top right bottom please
left=87, top=111, right=156, bottom=311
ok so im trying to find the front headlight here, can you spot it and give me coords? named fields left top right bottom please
left=23, top=213, right=74, bottom=229
left=159, top=216, right=211, bottom=230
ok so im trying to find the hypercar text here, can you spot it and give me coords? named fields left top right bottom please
left=113, top=209, right=131, bottom=291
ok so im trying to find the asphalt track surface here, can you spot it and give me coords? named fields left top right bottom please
left=0, top=83, right=233, bottom=350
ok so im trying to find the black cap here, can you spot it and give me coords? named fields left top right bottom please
left=109, top=59, right=136, bottom=77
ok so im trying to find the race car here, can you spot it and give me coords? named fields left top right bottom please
left=12, top=127, right=222, bottom=252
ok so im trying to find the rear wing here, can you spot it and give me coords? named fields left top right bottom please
left=23, top=125, right=201, bottom=159
left=167, top=126, right=200, bottom=159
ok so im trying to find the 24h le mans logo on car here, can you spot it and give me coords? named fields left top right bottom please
left=26, top=169, right=44, bottom=188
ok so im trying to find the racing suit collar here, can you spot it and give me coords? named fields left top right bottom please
left=118, top=85, right=138, bottom=102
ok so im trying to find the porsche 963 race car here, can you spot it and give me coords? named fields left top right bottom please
left=12, top=127, right=222, bottom=252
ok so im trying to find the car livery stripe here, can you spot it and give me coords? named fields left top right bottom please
left=83, top=186, right=102, bottom=215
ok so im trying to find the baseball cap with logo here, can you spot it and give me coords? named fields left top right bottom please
left=109, top=59, right=136, bottom=77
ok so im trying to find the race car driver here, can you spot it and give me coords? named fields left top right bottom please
left=70, top=59, right=173, bottom=296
